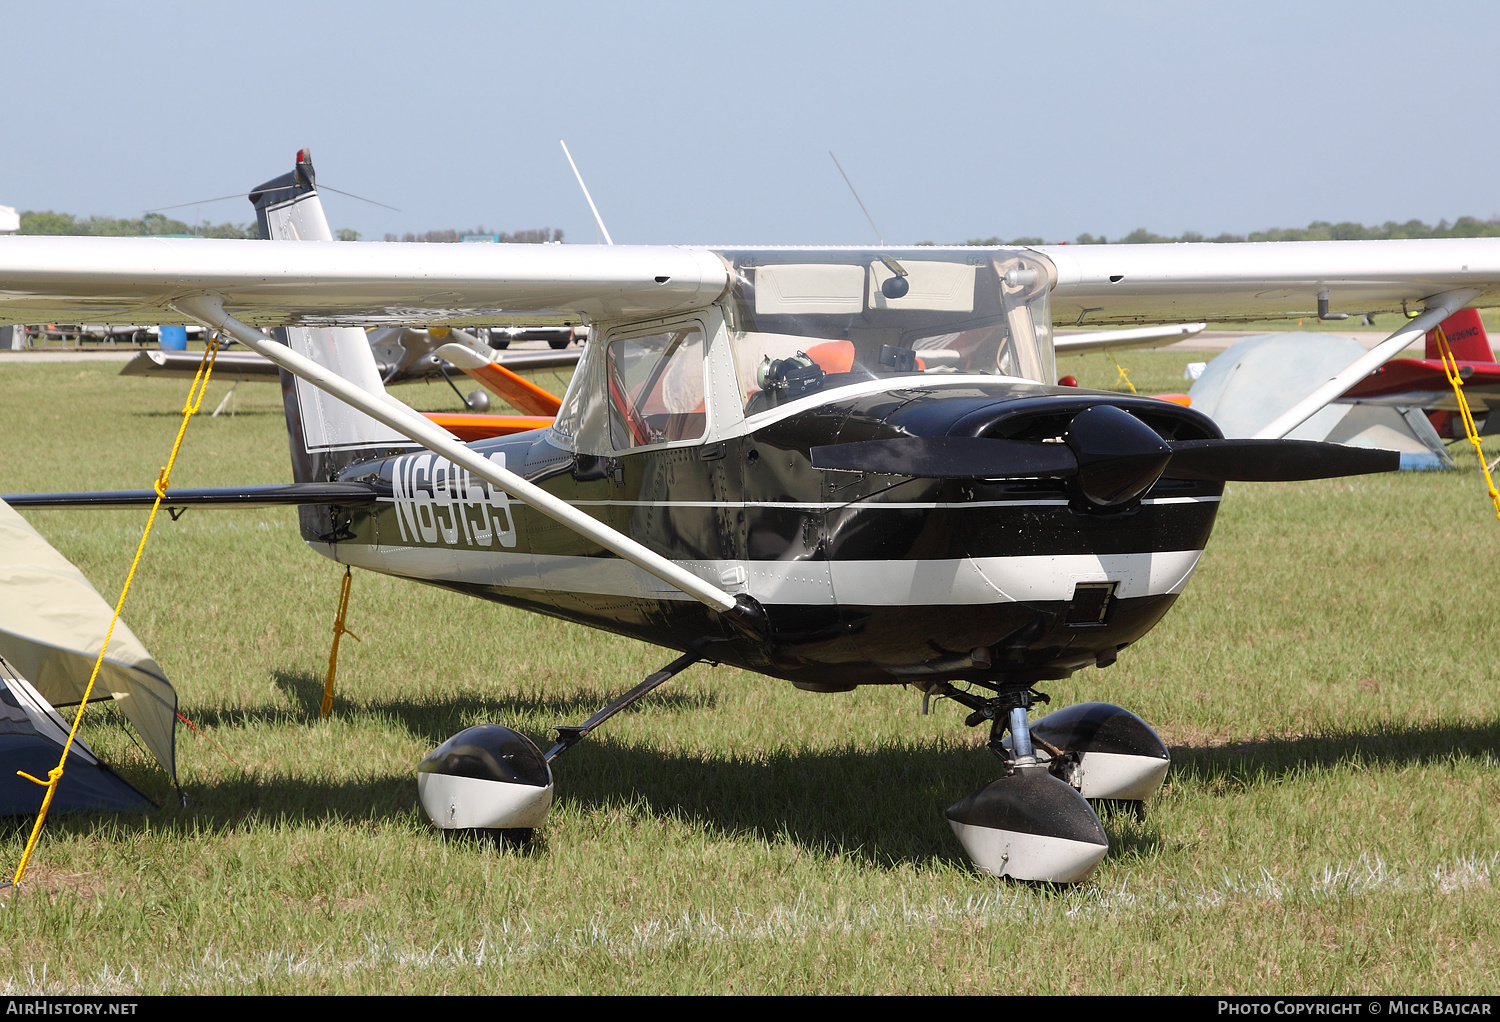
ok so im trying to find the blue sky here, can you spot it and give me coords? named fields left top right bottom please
left=7, top=1, right=1499, bottom=246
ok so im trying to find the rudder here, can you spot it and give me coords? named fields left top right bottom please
left=1426, top=308, right=1495, bottom=363
left=248, top=149, right=414, bottom=487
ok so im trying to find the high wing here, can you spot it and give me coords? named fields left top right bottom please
left=6, top=235, right=1497, bottom=330
left=0, top=236, right=729, bottom=327
left=6, top=234, right=1499, bottom=447
left=1036, top=240, right=1500, bottom=325
left=1034, top=239, right=1499, bottom=437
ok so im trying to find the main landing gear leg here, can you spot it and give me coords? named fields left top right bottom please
left=416, top=645, right=706, bottom=838
left=545, top=647, right=705, bottom=762
left=934, top=683, right=1110, bottom=883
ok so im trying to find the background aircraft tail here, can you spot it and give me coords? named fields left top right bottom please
left=249, top=150, right=413, bottom=496
left=1425, top=308, right=1495, bottom=363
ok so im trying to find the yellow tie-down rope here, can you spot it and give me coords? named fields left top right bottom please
left=1106, top=350, right=1138, bottom=394
left=1433, top=323, right=1500, bottom=521
left=9, top=334, right=221, bottom=890
left=319, top=566, right=360, bottom=719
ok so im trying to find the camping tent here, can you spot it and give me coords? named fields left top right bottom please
left=0, top=499, right=177, bottom=780
left=0, top=658, right=153, bottom=814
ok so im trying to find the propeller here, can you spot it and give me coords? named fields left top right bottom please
left=810, top=404, right=1400, bottom=508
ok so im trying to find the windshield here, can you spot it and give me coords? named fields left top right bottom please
left=715, top=248, right=1054, bottom=416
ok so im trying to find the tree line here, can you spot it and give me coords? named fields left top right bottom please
left=380, top=228, right=564, bottom=243
left=17, top=212, right=564, bottom=244
left=956, top=215, right=1500, bottom=247
left=19, top=210, right=256, bottom=238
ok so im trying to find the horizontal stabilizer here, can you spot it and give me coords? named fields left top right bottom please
left=2, top=482, right=380, bottom=510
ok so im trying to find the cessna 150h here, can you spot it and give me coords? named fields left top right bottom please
left=2, top=151, right=1494, bottom=882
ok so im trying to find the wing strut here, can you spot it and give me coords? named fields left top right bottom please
left=1252, top=289, right=1479, bottom=439
left=172, top=295, right=769, bottom=642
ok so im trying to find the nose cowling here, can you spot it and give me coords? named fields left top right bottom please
left=1065, top=404, right=1173, bottom=510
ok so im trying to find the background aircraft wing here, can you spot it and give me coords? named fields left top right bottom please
left=0, top=237, right=729, bottom=328
left=117, top=336, right=582, bottom=382
left=1054, top=322, right=1206, bottom=353
left=119, top=349, right=282, bottom=379
left=1340, top=359, right=1500, bottom=411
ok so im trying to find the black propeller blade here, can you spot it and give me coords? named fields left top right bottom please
left=809, top=406, right=1401, bottom=498
left=1161, top=438, right=1400, bottom=481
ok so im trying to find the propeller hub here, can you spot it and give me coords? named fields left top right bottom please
left=1065, top=405, right=1172, bottom=509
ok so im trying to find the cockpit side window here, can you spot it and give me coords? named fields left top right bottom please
left=606, top=326, right=707, bottom=451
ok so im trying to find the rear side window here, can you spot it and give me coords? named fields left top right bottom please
left=607, top=326, right=706, bottom=450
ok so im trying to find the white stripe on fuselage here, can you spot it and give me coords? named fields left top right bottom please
left=317, top=543, right=1203, bottom=607
left=375, top=495, right=1220, bottom=512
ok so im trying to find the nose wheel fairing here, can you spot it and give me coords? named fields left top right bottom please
left=937, top=687, right=1171, bottom=882
left=947, top=766, right=1110, bottom=883
left=1028, top=701, right=1172, bottom=801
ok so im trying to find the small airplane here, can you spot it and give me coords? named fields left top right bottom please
left=1339, top=307, right=1500, bottom=438
left=120, top=323, right=583, bottom=416
left=2, top=150, right=1492, bottom=882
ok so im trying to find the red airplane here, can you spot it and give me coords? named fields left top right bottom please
left=1341, top=308, right=1500, bottom=438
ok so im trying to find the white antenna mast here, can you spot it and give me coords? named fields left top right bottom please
left=560, top=140, right=614, bottom=246
left=829, top=151, right=884, bottom=245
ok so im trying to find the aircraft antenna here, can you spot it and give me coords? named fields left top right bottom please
left=560, top=141, right=614, bottom=245
left=146, top=184, right=400, bottom=215
left=829, top=151, right=884, bottom=245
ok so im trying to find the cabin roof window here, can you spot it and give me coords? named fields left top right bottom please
left=716, top=248, right=1054, bottom=416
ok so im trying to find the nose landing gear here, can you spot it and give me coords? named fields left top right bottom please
left=930, top=683, right=1170, bottom=883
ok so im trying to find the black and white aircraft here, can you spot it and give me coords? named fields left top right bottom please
left=3, top=151, right=1489, bottom=881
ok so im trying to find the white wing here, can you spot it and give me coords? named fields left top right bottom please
left=0, top=236, right=729, bottom=327
left=4, top=235, right=1496, bottom=329
left=1037, top=239, right=1500, bottom=325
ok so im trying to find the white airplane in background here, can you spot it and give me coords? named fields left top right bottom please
left=0, top=149, right=1492, bottom=882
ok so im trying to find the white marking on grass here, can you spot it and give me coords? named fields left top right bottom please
left=4, top=852, right=1496, bottom=993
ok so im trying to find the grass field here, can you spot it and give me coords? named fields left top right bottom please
left=1, top=352, right=1498, bottom=994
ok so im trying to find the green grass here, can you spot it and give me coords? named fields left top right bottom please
left=1, top=358, right=1499, bottom=993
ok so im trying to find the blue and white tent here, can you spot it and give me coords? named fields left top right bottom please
left=0, top=659, right=153, bottom=815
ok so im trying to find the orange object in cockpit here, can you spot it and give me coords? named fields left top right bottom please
left=803, top=340, right=927, bottom=373
left=805, top=341, right=855, bottom=374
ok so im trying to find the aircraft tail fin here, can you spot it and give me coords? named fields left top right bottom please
left=249, top=150, right=413, bottom=490
left=1425, top=308, right=1494, bottom=363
